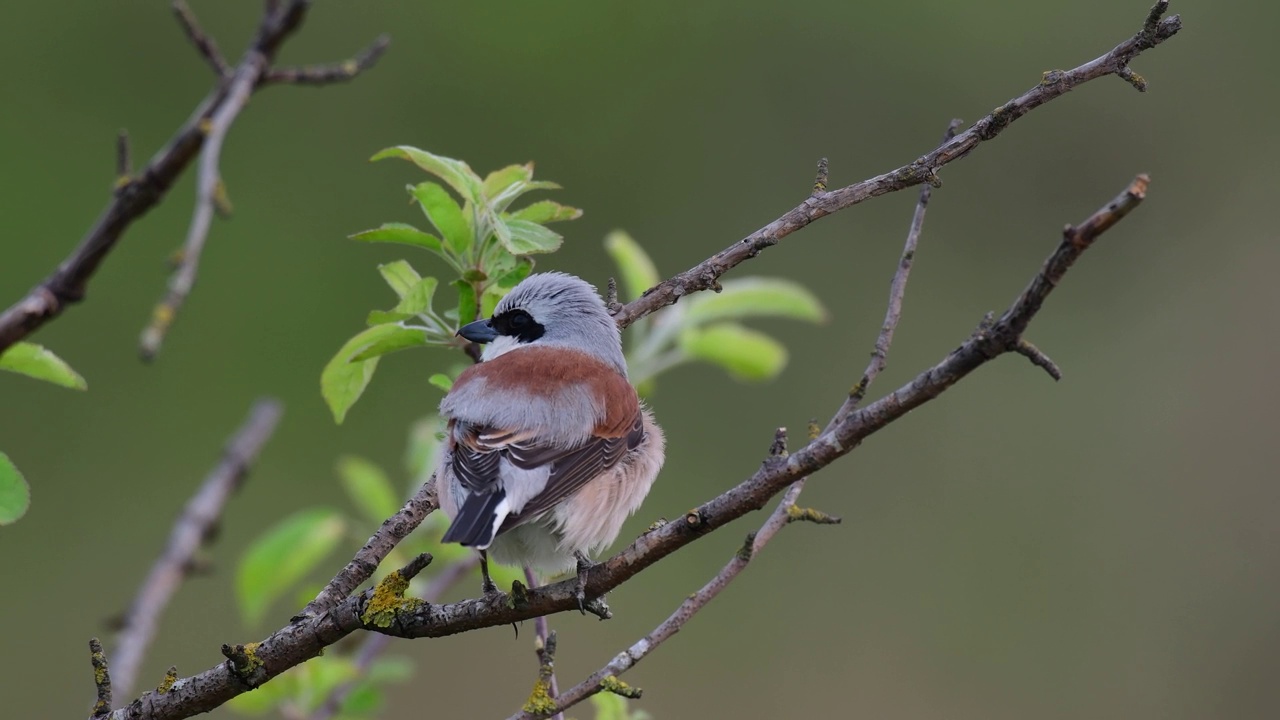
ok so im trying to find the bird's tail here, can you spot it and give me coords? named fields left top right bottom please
left=441, top=490, right=507, bottom=549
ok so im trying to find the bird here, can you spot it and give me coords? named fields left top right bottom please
left=434, top=272, right=665, bottom=606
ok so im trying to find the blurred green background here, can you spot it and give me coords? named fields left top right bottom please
left=3, top=1, right=1277, bottom=718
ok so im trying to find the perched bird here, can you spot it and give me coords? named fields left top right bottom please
left=436, top=272, right=665, bottom=603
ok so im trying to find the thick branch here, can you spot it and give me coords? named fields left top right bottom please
left=0, top=1, right=388, bottom=356
left=610, top=3, right=1179, bottom=329
left=110, top=399, right=283, bottom=698
left=101, top=173, right=1149, bottom=720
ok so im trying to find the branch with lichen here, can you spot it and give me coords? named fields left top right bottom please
left=85, top=4, right=1172, bottom=719
left=98, top=170, right=1152, bottom=720
left=0, top=1, right=390, bottom=357
left=110, top=399, right=282, bottom=699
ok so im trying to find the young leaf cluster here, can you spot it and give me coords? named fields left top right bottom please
left=604, top=231, right=827, bottom=395
left=323, top=147, right=582, bottom=424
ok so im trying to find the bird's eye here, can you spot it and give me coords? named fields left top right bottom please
left=509, top=311, right=530, bottom=329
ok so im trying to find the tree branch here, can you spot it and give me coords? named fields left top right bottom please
left=98, top=172, right=1150, bottom=720
left=109, top=399, right=283, bottom=699
left=263, top=34, right=391, bottom=86
left=172, top=1, right=230, bottom=79
left=512, top=433, right=841, bottom=719
left=609, top=2, right=1179, bottom=330
left=90, top=4, right=1171, bottom=717
left=0, top=1, right=389, bottom=356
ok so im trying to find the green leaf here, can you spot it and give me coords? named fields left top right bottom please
left=349, top=325, right=429, bottom=362
left=482, top=163, right=533, bottom=198
left=349, top=222, right=442, bottom=253
left=367, top=277, right=439, bottom=328
left=366, top=655, right=415, bottom=684
left=339, top=683, right=384, bottom=717
left=226, top=670, right=294, bottom=714
left=489, top=180, right=562, bottom=213
left=683, top=277, right=827, bottom=326
left=323, top=324, right=422, bottom=423
left=0, top=342, right=87, bottom=390
left=0, top=453, right=31, bottom=525
left=679, top=322, right=788, bottom=382
left=366, top=310, right=416, bottom=325
left=428, top=373, right=453, bottom=392
left=405, top=414, right=445, bottom=483
left=410, top=182, right=472, bottom=255
left=454, top=280, right=478, bottom=326
left=237, top=508, right=345, bottom=626
left=337, top=456, right=401, bottom=525
left=500, top=219, right=563, bottom=254
left=371, top=146, right=483, bottom=204
left=496, top=257, right=535, bottom=289
left=481, top=284, right=504, bottom=318
left=378, top=261, right=422, bottom=299
left=508, top=199, right=583, bottom=225
left=603, top=231, right=660, bottom=302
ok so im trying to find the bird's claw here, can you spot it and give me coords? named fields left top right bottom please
left=573, top=550, right=594, bottom=615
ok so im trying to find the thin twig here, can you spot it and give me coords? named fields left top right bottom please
left=263, top=35, right=391, bottom=86
left=610, top=4, right=1179, bottom=330
left=138, top=59, right=258, bottom=361
left=828, top=118, right=963, bottom=430
left=90, top=638, right=113, bottom=719
left=172, top=0, right=231, bottom=78
left=116, top=130, right=132, bottom=181
left=98, top=171, right=1151, bottom=720
left=513, top=474, right=839, bottom=719
left=296, top=477, right=439, bottom=620
left=1014, top=339, right=1063, bottom=380
left=110, top=399, right=283, bottom=698
left=522, top=566, right=563, bottom=720
left=0, top=0, right=388, bottom=356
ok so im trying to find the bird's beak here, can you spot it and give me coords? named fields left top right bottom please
left=457, top=318, right=498, bottom=344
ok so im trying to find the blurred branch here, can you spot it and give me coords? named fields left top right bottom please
left=263, top=34, right=391, bottom=86
left=97, top=171, right=1151, bottom=720
left=139, top=8, right=390, bottom=360
left=109, top=399, right=283, bottom=699
left=512, top=435, right=842, bottom=719
left=610, top=1, right=1179, bottom=329
left=0, top=1, right=390, bottom=357
left=172, top=1, right=230, bottom=79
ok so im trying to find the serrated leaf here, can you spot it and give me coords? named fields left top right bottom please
left=410, top=182, right=471, bottom=255
left=0, top=342, right=87, bottom=390
left=679, top=322, right=788, bottom=382
left=371, top=146, right=483, bottom=204
left=378, top=261, right=422, bottom=299
left=237, top=508, right=345, bottom=626
left=0, top=453, right=31, bottom=525
left=349, top=223, right=442, bottom=253
left=603, top=231, right=660, bottom=302
left=454, top=280, right=478, bottom=326
left=488, top=179, right=562, bottom=213
left=683, top=277, right=827, bottom=326
left=482, top=163, right=533, bottom=198
left=323, top=324, right=418, bottom=423
left=500, top=219, right=563, bottom=254
left=338, top=456, right=401, bottom=525
left=428, top=373, right=453, bottom=392
left=508, top=200, right=582, bottom=225
left=496, top=257, right=535, bottom=289
left=481, top=284, right=504, bottom=318
left=349, top=325, right=429, bottom=362
left=366, top=310, right=416, bottom=326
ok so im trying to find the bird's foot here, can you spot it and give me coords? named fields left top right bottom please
left=573, top=550, right=594, bottom=615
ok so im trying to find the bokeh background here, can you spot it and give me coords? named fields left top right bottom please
left=3, top=2, right=1277, bottom=718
